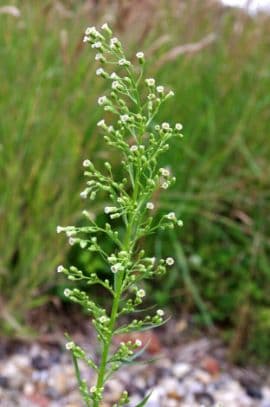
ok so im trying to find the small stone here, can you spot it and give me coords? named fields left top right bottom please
left=172, top=363, right=191, bottom=379
left=245, top=386, right=263, bottom=399
left=31, top=355, right=50, bottom=370
left=201, top=357, right=220, bottom=376
left=0, top=375, right=9, bottom=388
left=194, top=391, right=215, bottom=406
left=23, top=382, right=35, bottom=396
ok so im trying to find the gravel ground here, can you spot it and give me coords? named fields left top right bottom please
left=1, top=320, right=270, bottom=407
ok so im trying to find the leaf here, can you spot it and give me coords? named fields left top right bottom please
left=134, top=391, right=152, bottom=407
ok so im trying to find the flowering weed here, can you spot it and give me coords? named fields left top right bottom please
left=57, top=23, right=184, bottom=406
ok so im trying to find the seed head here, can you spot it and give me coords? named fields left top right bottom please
left=146, top=202, right=155, bottom=210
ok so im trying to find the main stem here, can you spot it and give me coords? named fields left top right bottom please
left=93, top=221, right=134, bottom=407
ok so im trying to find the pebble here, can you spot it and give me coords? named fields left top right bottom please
left=1, top=337, right=270, bottom=407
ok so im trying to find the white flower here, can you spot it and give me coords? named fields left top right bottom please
left=120, top=114, right=129, bottom=122
left=110, top=37, right=120, bottom=48
left=161, top=182, right=169, bottom=189
left=145, top=78, right=155, bottom=86
left=80, top=190, right=88, bottom=199
left=112, top=81, right=121, bottom=90
left=146, top=202, right=155, bottom=210
left=57, top=265, right=64, bottom=273
left=167, top=90, right=175, bottom=97
left=83, top=159, right=91, bottom=167
left=175, top=123, right=183, bottom=131
left=157, top=309, right=164, bottom=317
left=65, top=341, right=75, bottom=350
left=95, top=53, right=103, bottom=61
left=85, top=26, right=97, bottom=35
left=64, top=288, right=71, bottom=297
left=166, top=212, right=176, bottom=220
left=137, top=289, right=146, bottom=298
left=111, top=263, right=123, bottom=273
left=160, top=167, right=170, bottom=177
left=99, top=315, right=109, bottom=323
left=110, top=72, right=118, bottom=79
left=83, top=35, right=90, bottom=43
left=56, top=225, right=64, bottom=233
left=166, top=257, right=175, bottom=266
left=177, top=220, right=184, bottom=227
left=157, top=85, right=164, bottom=93
left=101, top=23, right=110, bottom=31
left=98, top=96, right=107, bottom=105
left=97, top=119, right=106, bottom=127
left=69, top=237, right=76, bottom=246
left=135, top=339, right=142, bottom=347
left=161, top=122, right=170, bottom=131
left=90, top=386, right=97, bottom=393
left=130, top=145, right=138, bottom=152
left=136, top=51, right=144, bottom=59
left=150, top=257, right=156, bottom=265
left=118, top=58, right=130, bottom=66
left=92, top=41, right=102, bottom=49
left=104, top=206, right=117, bottom=214
left=96, top=68, right=105, bottom=76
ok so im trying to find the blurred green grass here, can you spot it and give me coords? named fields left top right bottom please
left=0, top=0, right=270, bottom=358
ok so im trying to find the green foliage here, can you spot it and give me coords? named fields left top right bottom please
left=58, top=23, right=182, bottom=406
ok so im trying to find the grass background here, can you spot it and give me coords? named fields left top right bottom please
left=0, top=0, right=269, bottom=361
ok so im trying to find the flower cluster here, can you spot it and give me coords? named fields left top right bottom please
left=57, top=23, right=184, bottom=407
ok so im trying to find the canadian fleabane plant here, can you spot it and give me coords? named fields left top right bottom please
left=57, top=23, right=184, bottom=407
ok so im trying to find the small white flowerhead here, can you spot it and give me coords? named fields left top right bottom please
left=146, top=202, right=155, bottom=210
left=157, top=85, right=164, bottom=93
left=96, top=67, right=105, bottom=76
left=161, top=122, right=170, bottom=131
left=111, top=263, right=123, bottom=273
left=167, top=212, right=176, bottom=220
left=85, top=26, right=97, bottom=36
left=118, top=58, right=130, bottom=66
left=157, top=309, right=165, bottom=317
left=120, top=114, right=129, bottom=123
left=135, top=339, right=142, bottom=347
left=92, top=41, right=102, bottom=49
left=64, top=288, right=71, bottom=297
left=136, top=51, right=144, bottom=62
left=65, top=341, right=75, bottom=350
left=97, top=119, right=106, bottom=127
left=130, top=145, right=138, bottom=152
left=56, top=225, right=64, bottom=234
left=160, top=168, right=170, bottom=177
left=167, top=90, right=175, bottom=97
left=110, top=72, right=118, bottom=79
left=83, top=159, right=91, bottom=167
left=177, top=220, right=184, bottom=227
left=110, top=37, right=120, bottom=48
left=166, top=257, right=175, bottom=266
left=57, top=265, right=64, bottom=273
left=137, top=289, right=146, bottom=298
left=104, top=206, right=117, bottom=214
left=101, top=23, right=111, bottom=34
left=69, top=237, right=76, bottom=246
left=98, top=96, right=107, bottom=105
left=83, top=35, right=90, bottom=43
left=161, top=182, right=169, bottom=189
left=145, top=78, right=155, bottom=87
left=112, top=81, right=121, bottom=90
left=80, top=190, right=88, bottom=199
left=90, top=386, right=97, bottom=393
left=99, top=315, right=109, bottom=324
left=95, top=53, right=103, bottom=61
left=175, top=123, right=183, bottom=131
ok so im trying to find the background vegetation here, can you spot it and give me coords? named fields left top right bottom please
left=0, top=0, right=269, bottom=361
